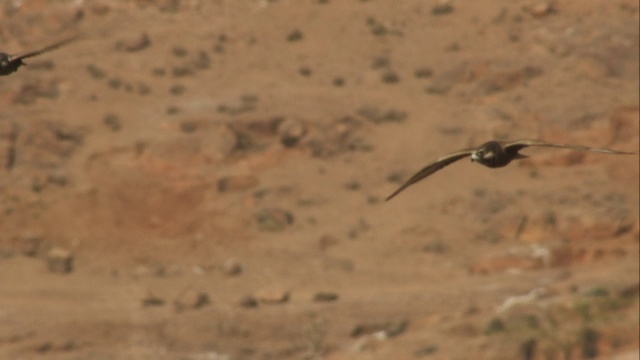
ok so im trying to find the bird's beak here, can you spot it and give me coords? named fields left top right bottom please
left=470, top=152, right=479, bottom=162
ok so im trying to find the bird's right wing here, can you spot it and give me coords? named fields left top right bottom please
left=10, top=35, right=79, bottom=61
left=385, top=149, right=473, bottom=201
left=504, top=139, right=639, bottom=155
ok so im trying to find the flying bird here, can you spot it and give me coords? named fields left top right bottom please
left=0, top=36, right=78, bottom=76
left=385, top=139, right=639, bottom=201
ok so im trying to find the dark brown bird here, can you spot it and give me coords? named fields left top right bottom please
left=0, top=36, right=78, bottom=76
left=386, top=139, right=639, bottom=201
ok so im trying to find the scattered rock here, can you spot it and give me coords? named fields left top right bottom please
left=484, top=318, right=505, bottom=334
left=12, top=80, right=61, bottom=105
left=432, top=0, right=454, bottom=15
left=174, top=290, right=210, bottom=311
left=86, top=64, right=106, bottom=79
left=414, top=345, right=438, bottom=357
left=528, top=2, right=556, bottom=17
left=255, top=289, right=290, bottom=304
left=221, top=258, right=243, bottom=276
left=278, top=118, right=307, bottom=147
left=357, top=106, right=407, bottom=124
left=169, top=84, right=186, bottom=95
left=351, top=319, right=408, bottom=338
left=480, top=66, right=543, bottom=93
left=116, top=32, right=151, bottom=52
left=414, top=67, right=434, bottom=78
left=46, top=248, right=73, bottom=274
left=171, top=46, right=188, bottom=57
left=217, top=174, right=259, bottom=193
left=255, top=208, right=294, bottom=232
left=298, top=66, right=312, bottom=77
left=142, top=292, right=165, bottom=307
left=318, top=234, right=339, bottom=250
left=103, top=113, right=122, bottom=131
left=421, top=240, right=448, bottom=254
left=381, top=70, right=400, bottom=84
left=286, top=29, right=304, bottom=42
left=14, top=234, right=46, bottom=257
left=238, top=295, right=258, bottom=308
left=313, top=291, right=339, bottom=302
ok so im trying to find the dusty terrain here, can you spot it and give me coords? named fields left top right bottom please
left=0, top=0, right=639, bottom=359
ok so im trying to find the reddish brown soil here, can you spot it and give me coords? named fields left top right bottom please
left=0, top=1, right=638, bottom=359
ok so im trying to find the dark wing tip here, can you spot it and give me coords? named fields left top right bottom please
left=13, top=35, right=81, bottom=61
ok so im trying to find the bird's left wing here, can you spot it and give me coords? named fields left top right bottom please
left=504, top=139, right=639, bottom=155
left=386, top=149, right=474, bottom=201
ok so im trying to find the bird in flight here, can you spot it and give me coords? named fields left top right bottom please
left=0, top=36, right=78, bottom=76
left=385, top=139, right=639, bottom=201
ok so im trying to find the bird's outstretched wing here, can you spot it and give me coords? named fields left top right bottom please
left=503, top=139, right=639, bottom=155
left=386, top=149, right=474, bottom=201
left=9, top=36, right=79, bottom=62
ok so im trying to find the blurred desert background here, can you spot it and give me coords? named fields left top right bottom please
left=0, top=0, right=639, bottom=359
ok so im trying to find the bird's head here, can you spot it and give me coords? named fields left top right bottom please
left=0, top=53, right=10, bottom=69
left=471, top=147, right=495, bottom=162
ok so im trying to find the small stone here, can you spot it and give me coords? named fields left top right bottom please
left=255, top=208, right=294, bottom=232
left=142, top=292, right=165, bottom=307
left=528, top=2, right=556, bottom=17
left=217, top=175, right=259, bottom=192
left=86, top=64, right=106, bottom=79
left=15, top=235, right=45, bottom=257
left=169, top=84, right=186, bottom=95
left=171, top=46, right=188, bottom=57
left=313, top=291, right=339, bottom=302
left=432, top=0, right=454, bottom=15
left=318, top=234, right=339, bottom=250
left=103, top=113, right=122, bottom=131
left=172, top=66, right=194, bottom=77
left=221, top=258, right=243, bottom=276
left=193, top=51, right=211, bottom=70
left=351, top=319, right=409, bottom=338
left=381, top=70, right=400, bottom=84
left=255, top=289, right=290, bottom=304
left=287, top=29, right=304, bottom=42
left=278, top=118, right=307, bottom=147
left=414, top=67, right=434, bottom=78
left=298, top=67, right=312, bottom=77
left=238, top=295, right=258, bottom=308
left=174, top=290, right=210, bottom=311
left=422, top=240, right=448, bottom=253
left=46, top=248, right=73, bottom=274
left=115, top=32, right=151, bottom=52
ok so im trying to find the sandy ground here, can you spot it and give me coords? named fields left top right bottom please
left=0, top=0, right=639, bottom=359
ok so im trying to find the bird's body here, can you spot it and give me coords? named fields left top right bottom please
left=385, top=139, right=638, bottom=201
left=0, top=36, right=77, bottom=76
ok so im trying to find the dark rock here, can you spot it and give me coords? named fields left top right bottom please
left=432, top=1, right=454, bottom=15
left=351, top=319, right=408, bottom=338
left=46, top=248, right=73, bottom=274
left=256, top=289, right=290, bottom=304
left=115, top=32, right=151, bottom=52
left=103, top=113, right=122, bottom=131
left=287, top=29, right=304, bottom=42
left=218, top=175, right=259, bottom=193
left=255, top=208, right=294, bottom=232
left=239, top=295, right=258, bottom=308
left=221, top=258, right=243, bottom=276
left=313, top=291, right=339, bottom=302
left=278, top=118, right=307, bottom=147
